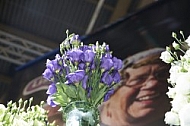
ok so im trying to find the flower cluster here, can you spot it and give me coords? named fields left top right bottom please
left=0, top=98, right=54, bottom=126
left=43, top=31, right=122, bottom=110
left=160, top=31, right=190, bottom=126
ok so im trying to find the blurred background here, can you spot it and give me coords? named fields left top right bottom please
left=0, top=0, right=190, bottom=104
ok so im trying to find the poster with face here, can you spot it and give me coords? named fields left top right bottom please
left=100, top=48, right=171, bottom=126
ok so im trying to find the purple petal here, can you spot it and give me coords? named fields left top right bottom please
left=111, top=70, right=121, bottom=83
left=47, top=95, right=56, bottom=107
left=66, top=70, right=85, bottom=84
left=82, top=75, right=88, bottom=89
left=42, top=68, right=54, bottom=81
left=82, top=50, right=95, bottom=63
left=112, top=57, right=123, bottom=70
left=66, top=49, right=83, bottom=62
left=101, top=71, right=113, bottom=85
left=78, top=62, right=86, bottom=70
left=104, top=89, right=114, bottom=101
left=100, top=57, right=114, bottom=71
left=46, top=83, right=57, bottom=95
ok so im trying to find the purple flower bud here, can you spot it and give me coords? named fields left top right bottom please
left=111, top=70, right=121, bottom=83
left=82, top=49, right=95, bottom=63
left=90, top=61, right=95, bottom=70
left=66, top=49, right=83, bottom=62
left=104, top=53, right=112, bottom=58
left=66, top=70, right=85, bottom=84
left=80, top=45, right=91, bottom=52
left=101, top=71, right=113, bottom=85
left=46, top=83, right=57, bottom=95
left=78, top=62, right=86, bottom=70
left=82, top=75, right=88, bottom=89
left=112, top=57, right=123, bottom=70
left=46, top=59, right=62, bottom=73
left=104, top=89, right=114, bottom=101
left=42, top=68, right=54, bottom=81
left=100, top=57, right=114, bottom=71
left=47, top=95, right=56, bottom=107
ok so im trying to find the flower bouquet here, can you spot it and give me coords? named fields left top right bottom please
left=160, top=31, right=190, bottom=126
left=42, top=30, right=123, bottom=126
left=0, top=97, right=54, bottom=126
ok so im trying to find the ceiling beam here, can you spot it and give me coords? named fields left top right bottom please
left=109, top=0, right=132, bottom=23
left=0, top=30, right=53, bottom=65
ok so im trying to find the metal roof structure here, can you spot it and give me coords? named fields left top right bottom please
left=0, top=0, right=164, bottom=101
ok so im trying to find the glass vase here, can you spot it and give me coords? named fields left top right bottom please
left=63, top=101, right=99, bottom=126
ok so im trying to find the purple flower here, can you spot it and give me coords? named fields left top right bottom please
left=112, top=57, right=123, bottom=70
left=66, top=49, right=83, bottom=62
left=90, top=61, right=95, bottom=70
left=105, top=45, right=110, bottom=52
left=46, top=59, right=62, bottom=73
left=104, top=89, right=114, bottom=101
left=47, top=95, right=56, bottom=107
left=66, top=70, right=85, bottom=84
left=42, top=68, right=54, bottom=81
left=104, top=53, right=112, bottom=58
left=82, top=75, right=88, bottom=89
left=100, top=57, right=114, bottom=71
left=46, top=83, right=57, bottom=95
left=80, top=45, right=91, bottom=52
left=101, top=71, right=113, bottom=85
left=78, top=62, right=86, bottom=70
left=82, top=49, right=95, bottom=63
left=111, top=70, right=121, bottom=83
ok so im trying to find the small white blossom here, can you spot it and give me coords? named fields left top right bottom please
left=168, top=65, right=182, bottom=84
left=172, top=41, right=180, bottom=50
left=175, top=73, right=190, bottom=95
left=164, top=111, right=180, bottom=125
left=167, top=87, right=176, bottom=99
left=179, top=104, right=190, bottom=126
left=160, top=51, right=174, bottom=63
left=184, top=49, right=190, bottom=57
left=0, top=99, right=53, bottom=126
left=171, top=94, right=189, bottom=112
left=185, top=35, right=190, bottom=46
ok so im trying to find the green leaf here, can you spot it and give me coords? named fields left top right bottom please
left=93, top=86, right=107, bottom=106
left=78, top=85, right=87, bottom=101
left=63, top=84, right=77, bottom=99
left=52, top=92, right=68, bottom=107
left=56, top=82, right=64, bottom=93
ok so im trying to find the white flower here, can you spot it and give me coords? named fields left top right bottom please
left=164, top=111, right=180, bottom=125
left=185, top=35, right=190, bottom=46
left=184, top=49, right=190, bottom=57
left=175, top=73, right=190, bottom=95
left=160, top=51, right=174, bottom=63
left=162, top=32, right=190, bottom=126
left=168, top=65, right=182, bottom=84
left=0, top=104, right=6, bottom=121
left=172, top=41, right=180, bottom=50
left=171, top=94, right=189, bottom=112
left=179, top=103, right=190, bottom=126
left=12, top=118, right=28, bottom=126
left=167, top=87, right=176, bottom=99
